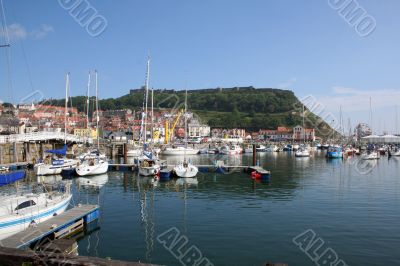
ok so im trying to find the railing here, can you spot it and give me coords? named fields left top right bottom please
left=0, top=132, right=92, bottom=144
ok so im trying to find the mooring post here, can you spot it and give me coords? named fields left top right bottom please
left=13, top=142, right=18, bottom=163
left=123, top=143, right=128, bottom=164
left=39, top=143, right=44, bottom=160
left=253, top=144, right=257, bottom=166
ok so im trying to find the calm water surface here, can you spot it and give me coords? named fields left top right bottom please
left=4, top=151, right=400, bottom=265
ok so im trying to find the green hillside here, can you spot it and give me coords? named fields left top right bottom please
left=42, top=86, right=332, bottom=134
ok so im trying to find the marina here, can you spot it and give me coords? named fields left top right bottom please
left=1, top=0, right=400, bottom=265
left=0, top=150, right=399, bottom=265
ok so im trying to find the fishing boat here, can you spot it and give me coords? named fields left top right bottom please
left=326, top=146, right=343, bottom=158
left=0, top=182, right=72, bottom=240
left=0, top=167, right=25, bottom=187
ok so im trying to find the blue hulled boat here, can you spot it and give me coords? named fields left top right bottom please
left=0, top=169, right=26, bottom=187
left=326, top=146, right=343, bottom=159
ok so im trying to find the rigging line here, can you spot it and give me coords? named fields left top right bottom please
left=18, top=30, right=35, bottom=93
left=0, top=0, right=14, bottom=102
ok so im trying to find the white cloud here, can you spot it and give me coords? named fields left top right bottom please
left=1, top=23, right=28, bottom=41
left=32, top=24, right=54, bottom=39
left=0, top=23, right=54, bottom=41
left=277, top=77, right=297, bottom=89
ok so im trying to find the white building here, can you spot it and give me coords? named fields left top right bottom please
left=188, top=123, right=210, bottom=138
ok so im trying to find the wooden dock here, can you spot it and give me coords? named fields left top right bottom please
left=0, top=204, right=99, bottom=249
left=0, top=162, right=29, bottom=170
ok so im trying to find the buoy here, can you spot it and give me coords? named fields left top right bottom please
left=251, top=171, right=261, bottom=180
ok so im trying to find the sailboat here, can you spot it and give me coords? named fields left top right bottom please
left=174, top=90, right=199, bottom=178
left=0, top=182, right=72, bottom=240
left=138, top=58, right=161, bottom=176
left=34, top=73, right=78, bottom=176
left=76, top=71, right=109, bottom=176
left=360, top=98, right=380, bottom=160
left=295, top=103, right=310, bottom=157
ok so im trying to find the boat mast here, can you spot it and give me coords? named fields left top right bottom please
left=302, top=103, right=305, bottom=143
left=144, top=57, right=150, bottom=145
left=151, top=86, right=154, bottom=146
left=86, top=71, right=91, bottom=129
left=395, top=105, right=398, bottom=135
left=369, top=97, right=373, bottom=134
left=64, top=73, right=70, bottom=144
left=185, top=89, right=188, bottom=148
left=95, top=70, right=100, bottom=150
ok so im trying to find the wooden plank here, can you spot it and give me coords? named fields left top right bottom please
left=0, top=246, right=159, bottom=266
left=54, top=219, right=83, bottom=239
left=1, top=205, right=98, bottom=249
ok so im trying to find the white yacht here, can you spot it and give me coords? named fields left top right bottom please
left=0, top=183, right=72, bottom=240
left=174, top=161, right=198, bottom=178
left=34, top=147, right=78, bottom=176
left=162, top=146, right=199, bottom=155
left=76, top=156, right=109, bottom=176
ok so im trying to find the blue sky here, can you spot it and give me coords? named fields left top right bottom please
left=1, top=0, right=400, bottom=134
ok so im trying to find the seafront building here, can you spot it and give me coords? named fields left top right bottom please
left=1, top=102, right=320, bottom=142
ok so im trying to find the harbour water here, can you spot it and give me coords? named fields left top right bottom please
left=3, top=151, right=400, bottom=265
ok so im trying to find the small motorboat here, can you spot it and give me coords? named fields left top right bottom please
left=138, top=157, right=160, bottom=176
left=159, top=169, right=172, bottom=180
left=326, top=146, right=343, bottom=158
